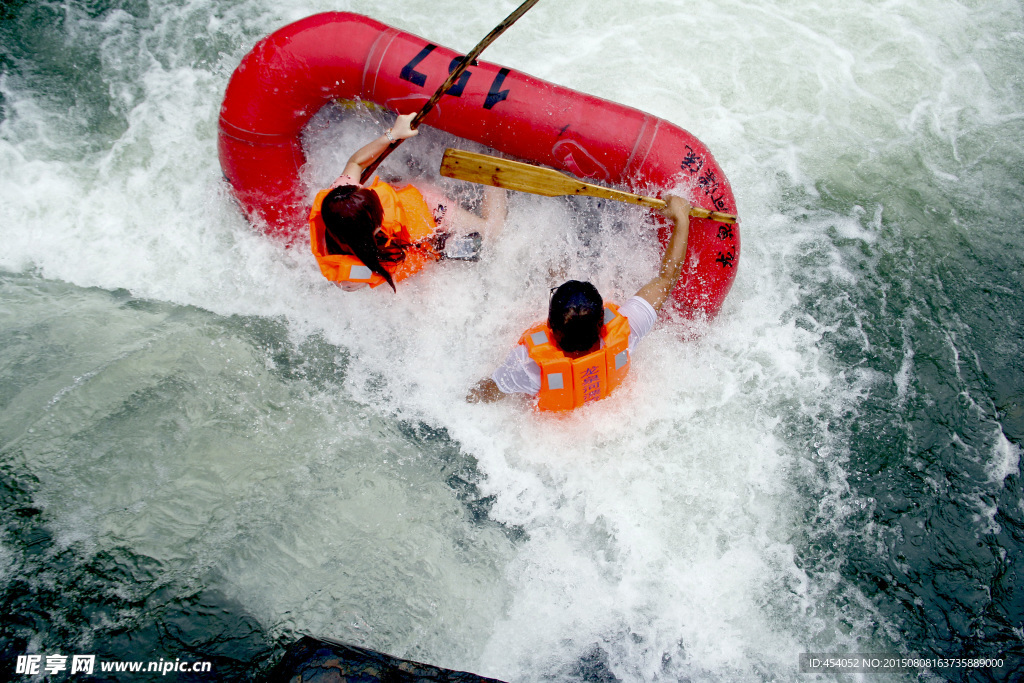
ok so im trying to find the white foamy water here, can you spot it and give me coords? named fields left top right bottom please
left=2, top=0, right=1022, bottom=680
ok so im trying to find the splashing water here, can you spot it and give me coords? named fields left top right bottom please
left=1, top=0, right=1022, bottom=680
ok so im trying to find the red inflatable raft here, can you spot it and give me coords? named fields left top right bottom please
left=218, top=12, right=739, bottom=319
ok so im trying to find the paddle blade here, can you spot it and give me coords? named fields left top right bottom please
left=440, top=148, right=581, bottom=198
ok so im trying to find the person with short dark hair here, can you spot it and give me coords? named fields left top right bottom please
left=309, top=112, right=506, bottom=292
left=467, top=195, right=693, bottom=410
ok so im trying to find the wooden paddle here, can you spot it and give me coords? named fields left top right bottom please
left=360, top=0, right=541, bottom=184
left=440, top=148, right=739, bottom=224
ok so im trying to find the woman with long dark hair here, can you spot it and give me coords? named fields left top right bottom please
left=309, top=112, right=506, bottom=292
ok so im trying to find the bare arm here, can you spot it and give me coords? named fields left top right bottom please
left=633, top=195, right=692, bottom=312
left=340, top=112, right=419, bottom=180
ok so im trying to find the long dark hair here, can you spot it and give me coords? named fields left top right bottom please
left=321, top=185, right=409, bottom=291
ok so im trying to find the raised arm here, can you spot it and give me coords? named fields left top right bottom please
left=340, top=112, right=419, bottom=180
left=633, top=195, right=692, bottom=312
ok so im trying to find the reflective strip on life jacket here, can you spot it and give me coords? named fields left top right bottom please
left=349, top=265, right=373, bottom=280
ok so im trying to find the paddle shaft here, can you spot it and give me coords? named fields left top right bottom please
left=360, top=0, right=541, bottom=184
left=439, top=148, right=738, bottom=224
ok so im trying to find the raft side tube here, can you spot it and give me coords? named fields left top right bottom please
left=218, top=12, right=739, bottom=319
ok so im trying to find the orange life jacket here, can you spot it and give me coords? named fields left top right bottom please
left=309, top=178, right=438, bottom=288
left=520, top=303, right=631, bottom=412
